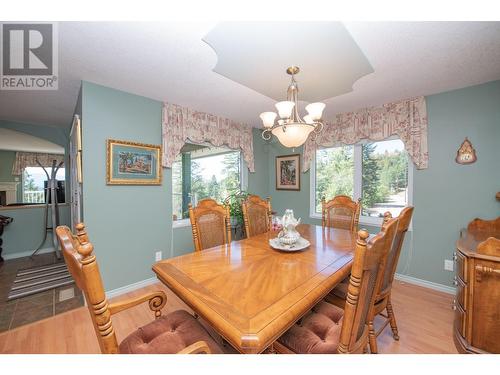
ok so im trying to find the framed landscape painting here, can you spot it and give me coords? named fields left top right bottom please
left=276, top=154, right=300, bottom=191
left=106, top=139, right=162, bottom=185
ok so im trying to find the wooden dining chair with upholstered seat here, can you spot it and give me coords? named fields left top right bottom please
left=322, top=195, right=362, bottom=232
left=242, top=195, right=272, bottom=238
left=55, top=223, right=223, bottom=354
left=274, top=216, right=399, bottom=354
left=325, top=206, right=414, bottom=353
left=189, top=198, right=231, bottom=252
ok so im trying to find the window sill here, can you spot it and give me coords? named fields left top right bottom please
left=172, top=219, right=191, bottom=229
left=310, top=213, right=384, bottom=228
left=309, top=213, right=412, bottom=231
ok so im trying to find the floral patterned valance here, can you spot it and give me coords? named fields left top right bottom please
left=303, top=96, right=428, bottom=172
left=162, top=103, right=255, bottom=172
left=12, top=152, right=65, bottom=175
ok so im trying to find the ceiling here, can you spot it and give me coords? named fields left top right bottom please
left=0, top=128, right=64, bottom=153
left=0, top=21, right=499, bottom=129
left=203, top=22, right=374, bottom=102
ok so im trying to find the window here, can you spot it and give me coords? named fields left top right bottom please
left=172, top=144, right=245, bottom=225
left=314, top=145, right=354, bottom=213
left=312, top=139, right=411, bottom=224
left=23, top=166, right=66, bottom=204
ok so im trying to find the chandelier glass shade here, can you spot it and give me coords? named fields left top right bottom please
left=260, top=66, right=325, bottom=148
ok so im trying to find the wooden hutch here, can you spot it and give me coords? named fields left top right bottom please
left=454, top=217, right=500, bottom=353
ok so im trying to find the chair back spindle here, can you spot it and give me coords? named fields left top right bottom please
left=56, top=223, right=119, bottom=354
left=378, top=207, right=414, bottom=299
left=337, top=217, right=399, bottom=353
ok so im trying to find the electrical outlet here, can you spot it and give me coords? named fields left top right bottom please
left=155, top=251, right=162, bottom=262
left=444, top=259, right=454, bottom=272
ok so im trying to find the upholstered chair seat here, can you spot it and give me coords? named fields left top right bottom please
left=275, top=217, right=399, bottom=354
left=119, top=310, right=223, bottom=354
left=278, top=301, right=344, bottom=354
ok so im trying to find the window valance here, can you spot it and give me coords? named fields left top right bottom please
left=12, top=152, right=65, bottom=175
left=162, top=103, right=255, bottom=172
left=303, top=96, right=428, bottom=172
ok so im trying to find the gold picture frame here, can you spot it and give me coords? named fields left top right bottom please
left=106, top=139, right=162, bottom=185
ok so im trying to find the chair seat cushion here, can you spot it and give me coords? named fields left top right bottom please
left=119, top=310, right=223, bottom=354
left=278, top=301, right=344, bottom=354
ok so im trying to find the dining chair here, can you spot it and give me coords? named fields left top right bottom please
left=241, top=195, right=272, bottom=238
left=325, top=206, right=414, bottom=353
left=274, top=216, right=399, bottom=354
left=189, top=198, right=231, bottom=252
left=321, top=195, right=362, bottom=232
left=55, top=223, right=223, bottom=354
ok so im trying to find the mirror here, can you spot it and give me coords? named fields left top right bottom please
left=0, top=128, right=67, bottom=207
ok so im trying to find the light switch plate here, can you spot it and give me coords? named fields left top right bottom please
left=444, top=259, right=454, bottom=272
left=155, top=251, right=162, bottom=261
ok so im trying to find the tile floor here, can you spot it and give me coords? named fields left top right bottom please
left=0, top=253, right=83, bottom=332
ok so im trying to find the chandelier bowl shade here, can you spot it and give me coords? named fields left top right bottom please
left=271, top=123, right=315, bottom=148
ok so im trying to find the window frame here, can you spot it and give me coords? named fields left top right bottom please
left=172, top=147, right=248, bottom=229
left=309, top=137, right=413, bottom=229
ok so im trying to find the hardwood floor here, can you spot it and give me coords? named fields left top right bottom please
left=0, top=280, right=457, bottom=354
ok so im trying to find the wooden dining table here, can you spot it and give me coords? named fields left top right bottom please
left=152, top=224, right=356, bottom=354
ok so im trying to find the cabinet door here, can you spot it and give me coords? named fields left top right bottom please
left=472, top=259, right=500, bottom=353
left=455, top=251, right=467, bottom=282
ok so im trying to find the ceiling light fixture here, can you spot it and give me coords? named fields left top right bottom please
left=260, top=66, right=325, bottom=148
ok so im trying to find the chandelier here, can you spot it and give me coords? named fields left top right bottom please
left=260, top=66, right=325, bottom=148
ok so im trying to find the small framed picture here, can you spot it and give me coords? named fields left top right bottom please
left=276, top=154, right=300, bottom=191
left=106, top=139, right=162, bottom=185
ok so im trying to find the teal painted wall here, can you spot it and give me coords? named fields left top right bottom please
left=406, top=80, right=500, bottom=286
left=0, top=205, right=71, bottom=258
left=81, top=83, right=271, bottom=289
left=0, top=120, right=71, bottom=259
left=265, top=80, right=500, bottom=288
left=81, top=81, right=171, bottom=291
left=0, top=150, right=21, bottom=201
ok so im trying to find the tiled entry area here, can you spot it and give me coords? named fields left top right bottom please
left=0, top=253, right=84, bottom=332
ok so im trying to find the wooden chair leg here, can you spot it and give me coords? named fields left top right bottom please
left=386, top=296, right=399, bottom=340
left=368, top=320, right=378, bottom=354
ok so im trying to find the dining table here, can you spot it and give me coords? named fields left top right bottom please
left=152, top=224, right=357, bottom=354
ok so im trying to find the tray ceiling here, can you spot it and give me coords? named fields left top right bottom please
left=203, top=22, right=374, bottom=102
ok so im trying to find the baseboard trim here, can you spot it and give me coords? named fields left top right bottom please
left=3, top=247, right=55, bottom=260
left=95, top=273, right=456, bottom=303
left=105, top=277, right=158, bottom=300
left=395, top=273, right=455, bottom=295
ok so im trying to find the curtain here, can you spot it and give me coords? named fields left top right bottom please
left=162, top=103, right=255, bottom=172
left=303, top=96, right=428, bottom=171
left=12, top=152, right=65, bottom=175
